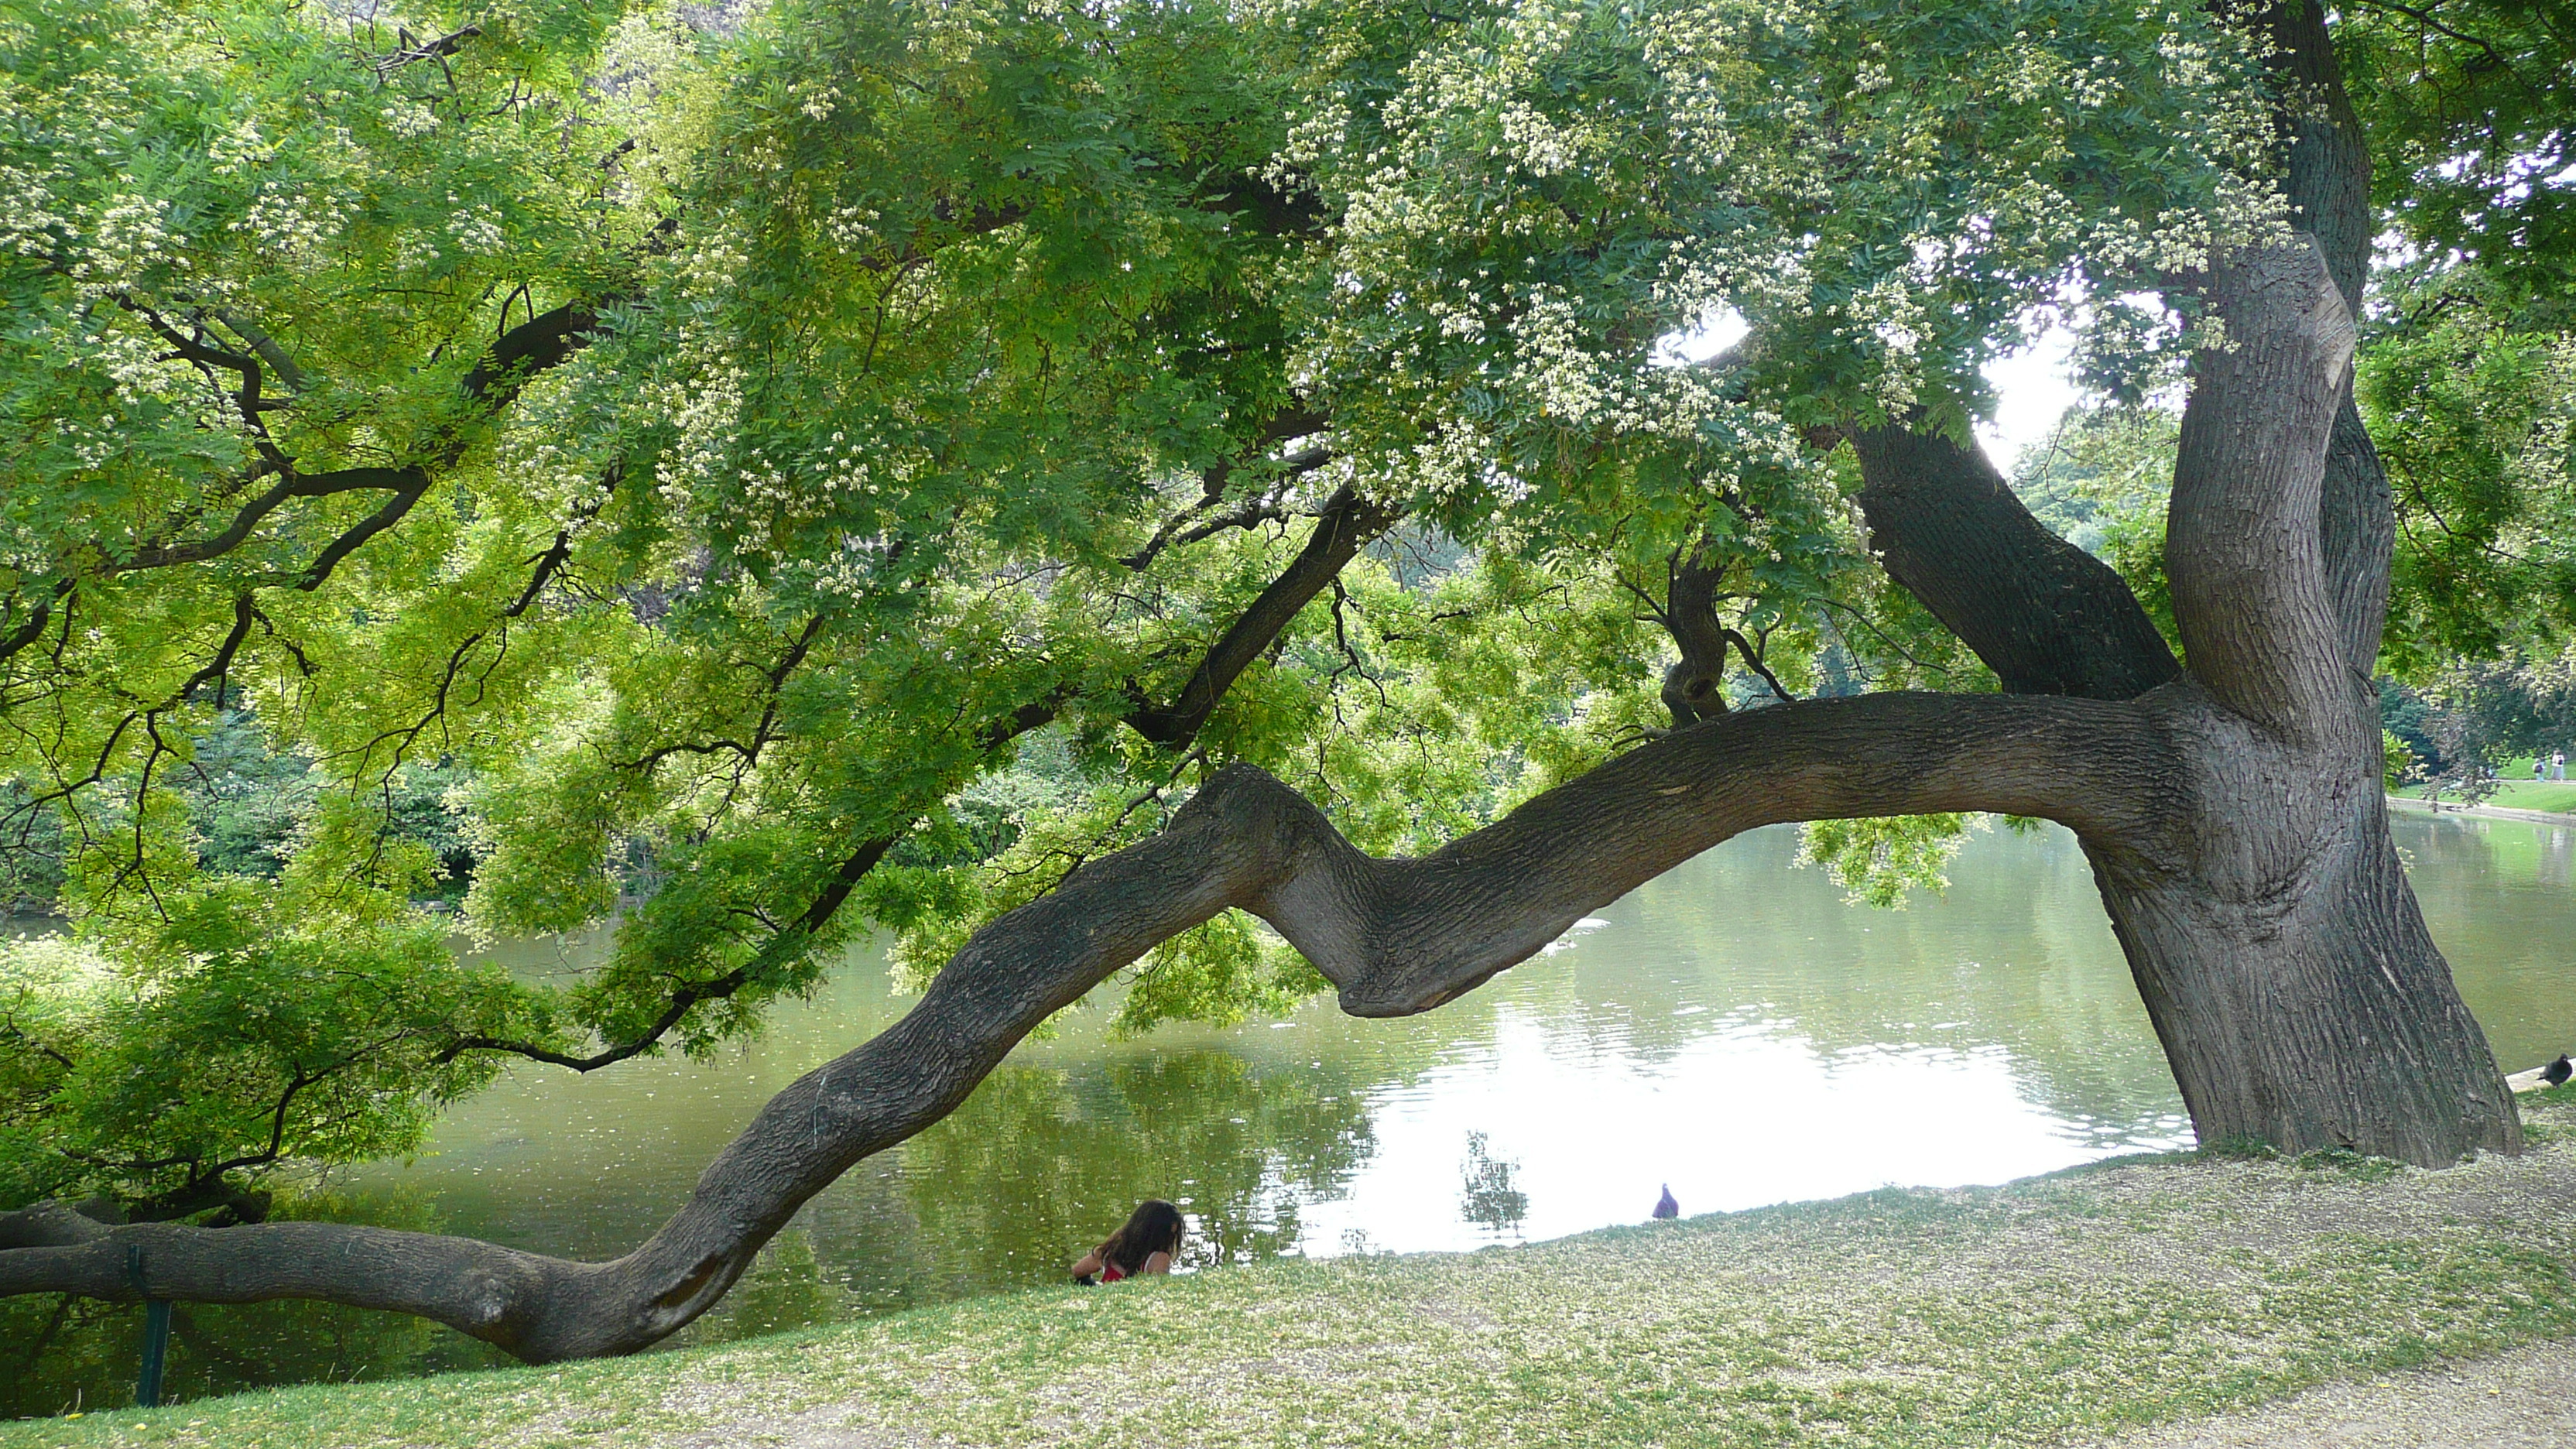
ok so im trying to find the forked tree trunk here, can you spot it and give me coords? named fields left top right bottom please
left=1850, top=236, right=2520, bottom=1166
left=2084, top=687, right=2516, bottom=1165
left=1839, top=0, right=2519, bottom=1166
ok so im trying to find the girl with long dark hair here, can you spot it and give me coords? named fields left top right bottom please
left=1071, top=1199, right=1184, bottom=1283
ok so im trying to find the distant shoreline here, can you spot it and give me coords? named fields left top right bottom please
left=2388, top=794, right=2576, bottom=829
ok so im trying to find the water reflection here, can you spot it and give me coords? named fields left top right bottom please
left=12, top=811, right=2576, bottom=1413
left=812, top=1050, right=1380, bottom=1312
left=2395, top=807, right=2576, bottom=1069
left=1458, top=1132, right=1528, bottom=1240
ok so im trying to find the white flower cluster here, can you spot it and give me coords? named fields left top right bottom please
left=88, top=320, right=199, bottom=411
left=591, top=12, right=707, bottom=218
left=70, top=191, right=187, bottom=289
left=791, top=80, right=842, bottom=122
left=382, top=101, right=441, bottom=139
left=207, top=114, right=280, bottom=176
left=648, top=334, right=750, bottom=521
left=823, top=204, right=881, bottom=255
left=0, top=159, right=76, bottom=262
left=909, top=0, right=1029, bottom=69
left=1848, top=273, right=1927, bottom=411
left=1492, top=98, right=1587, bottom=181
left=214, top=110, right=361, bottom=269
left=495, top=378, right=620, bottom=539
left=447, top=199, right=507, bottom=257
left=1643, top=0, right=1831, bottom=198
left=808, top=432, right=879, bottom=500
left=229, top=187, right=352, bottom=266
left=807, top=530, right=900, bottom=600
left=672, top=231, right=751, bottom=298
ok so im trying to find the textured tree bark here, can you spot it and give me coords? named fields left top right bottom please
left=2086, top=704, right=2512, bottom=1165
left=1656, top=536, right=1736, bottom=726
left=2253, top=0, right=2396, bottom=681
left=0, top=690, right=2162, bottom=1358
left=2115, top=239, right=2513, bottom=1162
left=1847, top=240, right=2517, bottom=1166
left=2167, top=248, right=2358, bottom=738
left=1848, top=424, right=2180, bottom=700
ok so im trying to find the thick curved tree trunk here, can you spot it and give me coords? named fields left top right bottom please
left=1817, top=0, right=2519, bottom=1165
left=2151, top=256, right=2505, bottom=1160
left=2136, top=240, right=2507, bottom=1161
left=2092, top=762, right=2511, bottom=1165
left=1845, top=240, right=2518, bottom=1166
left=1845, top=242, right=2517, bottom=1164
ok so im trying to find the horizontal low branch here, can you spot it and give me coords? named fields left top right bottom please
left=0, top=687, right=2168, bottom=1361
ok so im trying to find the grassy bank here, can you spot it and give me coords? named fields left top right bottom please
left=2393, top=763, right=2576, bottom=817
left=14, top=1092, right=2576, bottom=1449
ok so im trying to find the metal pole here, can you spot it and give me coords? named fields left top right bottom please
left=136, top=1300, right=171, bottom=1407
left=125, top=1245, right=171, bottom=1409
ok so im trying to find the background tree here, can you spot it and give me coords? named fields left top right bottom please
left=0, top=0, right=2563, bottom=1364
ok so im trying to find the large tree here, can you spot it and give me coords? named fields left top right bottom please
left=0, top=0, right=2561, bottom=1364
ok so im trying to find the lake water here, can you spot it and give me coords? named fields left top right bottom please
left=10, top=807, right=2576, bottom=1410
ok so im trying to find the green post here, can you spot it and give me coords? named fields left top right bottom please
left=125, top=1245, right=170, bottom=1408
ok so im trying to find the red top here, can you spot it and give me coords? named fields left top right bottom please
left=1098, top=1260, right=1128, bottom=1283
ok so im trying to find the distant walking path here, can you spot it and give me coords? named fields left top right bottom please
left=2388, top=793, right=2576, bottom=829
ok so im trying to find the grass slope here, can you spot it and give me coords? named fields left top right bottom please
left=15, top=1092, right=2576, bottom=1449
left=2394, top=764, right=2576, bottom=816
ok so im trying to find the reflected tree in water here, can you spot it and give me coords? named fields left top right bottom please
left=840, top=1053, right=1377, bottom=1307
left=694, top=1231, right=841, bottom=1345
left=1458, top=1132, right=1527, bottom=1241
left=1613, top=827, right=2194, bottom=1141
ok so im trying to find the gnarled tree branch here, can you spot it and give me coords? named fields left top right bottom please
left=1848, top=425, right=2180, bottom=702
left=1653, top=533, right=1738, bottom=727
left=0, top=688, right=2168, bottom=1359
left=1125, top=482, right=1400, bottom=743
left=457, top=303, right=597, bottom=413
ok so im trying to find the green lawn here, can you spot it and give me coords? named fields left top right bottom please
left=13, top=1093, right=2576, bottom=1449
left=2395, top=759, right=2576, bottom=816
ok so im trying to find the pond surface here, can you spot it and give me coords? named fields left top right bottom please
left=12, top=807, right=2576, bottom=1410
